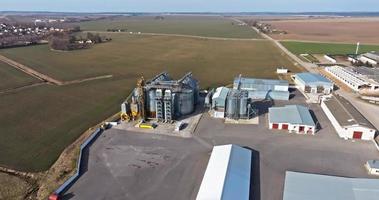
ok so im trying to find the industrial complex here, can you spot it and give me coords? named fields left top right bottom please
left=42, top=22, right=379, bottom=200
left=51, top=67, right=379, bottom=200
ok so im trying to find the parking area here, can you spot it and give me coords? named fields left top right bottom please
left=63, top=89, right=379, bottom=200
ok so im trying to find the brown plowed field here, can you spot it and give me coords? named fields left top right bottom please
left=268, top=18, right=379, bottom=44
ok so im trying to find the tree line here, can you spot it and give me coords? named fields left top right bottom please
left=49, top=32, right=111, bottom=51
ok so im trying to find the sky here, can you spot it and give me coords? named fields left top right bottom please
left=0, top=0, right=378, bottom=13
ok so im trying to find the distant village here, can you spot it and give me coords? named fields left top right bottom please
left=0, top=18, right=111, bottom=51
left=0, top=22, right=61, bottom=48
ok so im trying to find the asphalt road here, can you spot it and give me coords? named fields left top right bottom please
left=63, top=90, right=379, bottom=200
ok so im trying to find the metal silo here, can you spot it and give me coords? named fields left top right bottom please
left=239, top=91, right=248, bottom=119
left=177, top=89, right=195, bottom=116
left=147, top=89, right=156, bottom=118
left=226, top=90, right=239, bottom=119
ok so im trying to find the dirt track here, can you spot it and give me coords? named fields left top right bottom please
left=0, top=54, right=113, bottom=90
left=0, top=54, right=63, bottom=85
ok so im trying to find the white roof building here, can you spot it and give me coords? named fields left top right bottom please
left=196, top=144, right=252, bottom=200
left=325, top=65, right=379, bottom=91
left=321, top=95, right=377, bottom=140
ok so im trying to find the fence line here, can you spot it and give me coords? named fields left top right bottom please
left=53, top=128, right=102, bottom=196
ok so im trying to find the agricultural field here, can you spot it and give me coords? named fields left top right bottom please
left=76, top=15, right=261, bottom=39
left=281, top=41, right=379, bottom=55
left=267, top=17, right=379, bottom=44
left=0, top=61, right=39, bottom=91
left=0, top=33, right=301, bottom=172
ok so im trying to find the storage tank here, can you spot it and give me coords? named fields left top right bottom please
left=147, top=89, right=156, bottom=118
left=239, top=91, right=248, bottom=119
left=226, top=91, right=239, bottom=119
left=177, top=89, right=195, bottom=116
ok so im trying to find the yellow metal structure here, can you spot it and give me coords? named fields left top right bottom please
left=136, top=76, right=146, bottom=121
left=139, top=123, right=156, bottom=129
left=120, top=113, right=130, bottom=122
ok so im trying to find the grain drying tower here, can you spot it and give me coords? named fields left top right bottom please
left=121, top=72, right=199, bottom=123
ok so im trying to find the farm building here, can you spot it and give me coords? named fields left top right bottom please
left=350, top=66, right=379, bottom=84
left=283, top=171, right=379, bottom=200
left=359, top=52, right=379, bottom=65
left=365, top=160, right=379, bottom=176
left=277, top=67, right=288, bottom=74
left=325, top=65, right=379, bottom=92
left=268, top=105, right=316, bottom=134
left=294, top=72, right=333, bottom=94
left=233, top=76, right=290, bottom=100
left=196, top=144, right=251, bottom=200
left=321, top=95, right=377, bottom=140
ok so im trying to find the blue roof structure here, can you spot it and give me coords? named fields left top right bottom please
left=284, top=171, right=379, bottom=200
left=295, top=73, right=333, bottom=87
left=248, top=90, right=290, bottom=100
left=233, top=77, right=289, bottom=91
left=269, top=105, right=315, bottom=126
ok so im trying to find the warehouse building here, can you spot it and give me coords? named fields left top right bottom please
left=294, top=72, right=333, bottom=94
left=269, top=105, right=316, bottom=134
left=196, top=144, right=251, bottom=200
left=283, top=171, right=379, bottom=200
left=350, top=66, right=379, bottom=84
left=321, top=95, right=377, bottom=140
left=233, top=76, right=290, bottom=100
left=359, top=52, right=379, bottom=65
left=325, top=66, right=379, bottom=92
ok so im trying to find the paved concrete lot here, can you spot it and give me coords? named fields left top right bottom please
left=63, top=89, right=379, bottom=200
left=63, top=130, right=211, bottom=200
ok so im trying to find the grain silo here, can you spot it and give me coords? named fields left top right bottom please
left=131, top=72, right=200, bottom=123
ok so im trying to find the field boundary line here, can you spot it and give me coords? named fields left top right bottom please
left=63, top=74, right=113, bottom=85
left=278, top=39, right=379, bottom=45
left=0, top=82, right=47, bottom=95
left=0, top=54, right=64, bottom=85
left=95, top=31, right=266, bottom=41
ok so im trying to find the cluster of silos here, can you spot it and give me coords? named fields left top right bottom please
left=225, top=89, right=251, bottom=119
left=144, top=72, right=199, bottom=123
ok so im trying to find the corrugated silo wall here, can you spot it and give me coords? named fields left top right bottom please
left=147, top=89, right=156, bottom=118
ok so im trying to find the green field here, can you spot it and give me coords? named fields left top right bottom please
left=0, top=61, right=39, bottom=91
left=0, top=33, right=300, bottom=171
left=76, top=16, right=260, bottom=39
left=281, top=41, right=379, bottom=55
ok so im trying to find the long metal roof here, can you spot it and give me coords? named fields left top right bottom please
left=295, top=72, right=333, bottom=87
left=283, top=171, right=379, bottom=200
left=323, top=95, right=376, bottom=129
left=233, top=77, right=289, bottom=91
left=196, top=144, right=251, bottom=200
left=269, top=105, right=315, bottom=126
